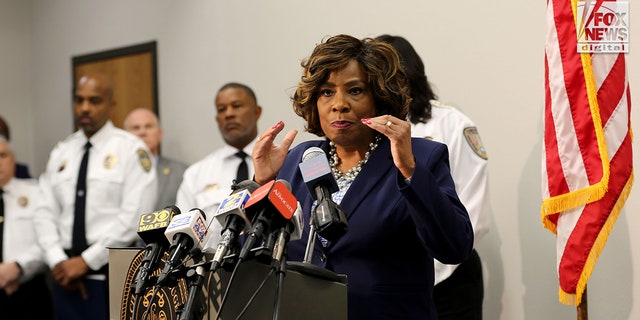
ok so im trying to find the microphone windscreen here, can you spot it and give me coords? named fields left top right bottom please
left=302, top=147, right=325, bottom=162
left=299, top=147, right=339, bottom=198
left=164, top=208, right=210, bottom=250
left=270, top=180, right=297, bottom=220
left=137, top=206, right=182, bottom=246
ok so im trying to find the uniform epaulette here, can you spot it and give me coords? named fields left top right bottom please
left=52, top=138, right=68, bottom=151
left=430, top=100, right=453, bottom=109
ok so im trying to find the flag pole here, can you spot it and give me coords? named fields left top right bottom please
left=577, top=284, right=588, bottom=320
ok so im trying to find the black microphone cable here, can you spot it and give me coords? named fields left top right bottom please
left=179, top=263, right=209, bottom=320
left=214, top=241, right=269, bottom=320
left=131, top=291, right=142, bottom=320
left=208, top=179, right=260, bottom=272
left=131, top=244, right=161, bottom=319
left=227, top=236, right=289, bottom=320
left=216, top=179, right=295, bottom=320
left=142, top=284, right=161, bottom=320
left=232, top=268, right=275, bottom=320
left=213, top=252, right=243, bottom=320
left=142, top=250, right=207, bottom=320
left=177, top=248, right=209, bottom=320
left=157, top=208, right=210, bottom=287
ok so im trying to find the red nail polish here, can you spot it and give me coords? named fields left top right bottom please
left=361, top=118, right=371, bottom=125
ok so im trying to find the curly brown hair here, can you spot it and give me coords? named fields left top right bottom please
left=292, top=34, right=411, bottom=137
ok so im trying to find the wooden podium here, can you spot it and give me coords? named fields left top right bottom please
left=108, top=248, right=140, bottom=320
left=109, top=248, right=348, bottom=320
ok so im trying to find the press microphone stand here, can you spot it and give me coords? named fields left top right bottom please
left=303, top=224, right=317, bottom=263
left=272, top=248, right=288, bottom=320
left=177, top=251, right=208, bottom=320
left=293, top=197, right=348, bottom=287
left=178, top=265, right=209, bottom=320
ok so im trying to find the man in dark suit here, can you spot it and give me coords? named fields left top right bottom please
left=0, top=116, right=31, bottom=178
left=124, top=108, right=187, bottom=209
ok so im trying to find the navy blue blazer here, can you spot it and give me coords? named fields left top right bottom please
left=278, top=137, right=473, bottom=320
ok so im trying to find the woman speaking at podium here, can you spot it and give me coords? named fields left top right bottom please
left=251, top=34, right=473, bottom=320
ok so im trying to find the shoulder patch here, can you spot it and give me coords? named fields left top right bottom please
left=137, top=149, right=152, bottom=173
left=463, top=127, right=488, bottom=160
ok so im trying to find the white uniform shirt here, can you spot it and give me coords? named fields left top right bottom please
left=176, top=138, right=256, bottom=250
left=1, top=178, right=48, bottom=282
left=410, top=101, right=492, bottom=285
left=35, top=121, right=157, bottom=271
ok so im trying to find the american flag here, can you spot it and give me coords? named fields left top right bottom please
left=542, top=0, right=633, bottom=305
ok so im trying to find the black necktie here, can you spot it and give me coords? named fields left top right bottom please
left=72, top=141, right=91, bottom=254
left=0, top=189, right=4, bottom=262
left=235, top=151, right=248, bottom=182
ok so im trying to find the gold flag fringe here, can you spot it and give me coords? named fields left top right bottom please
left=558, top=174, right=633, bottom=305
left=544, top=2, right=630, bottom=305
left=541, top=18, right=611, bottom=235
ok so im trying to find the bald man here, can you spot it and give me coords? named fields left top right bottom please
left=35, top=74, right=157, bottom=320
left=124, top=108, right=187, bottom=210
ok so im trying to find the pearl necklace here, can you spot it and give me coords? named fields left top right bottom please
left=329, top=135, right=381, bottom=189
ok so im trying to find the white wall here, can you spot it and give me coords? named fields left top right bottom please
left=3, top=0, right=639, bottom=319
left=0, top=1, right=34, bottom=171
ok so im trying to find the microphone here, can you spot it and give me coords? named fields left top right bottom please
left=271, top=201, right=304, bottom=266
left=238, top=180, right=298, bottom=261
left=133, top=206, right=181, bottom=296
left=156, top=208, right=210, bottom=286
left=299, top=147, right=338, bottom=200
left=299, top=147, right=348, bottom=241
left=210, top=180, right=260, bottom=271
left=137, top=205, right=181, bottom=246
left=214, top=180, right=260, bottom=234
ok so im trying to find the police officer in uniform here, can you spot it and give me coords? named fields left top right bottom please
left=0, top=136, right=54, bottom=319
left=35, top=73, right=157, bottom=320
left=176, top=82, right=262, bottom=250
